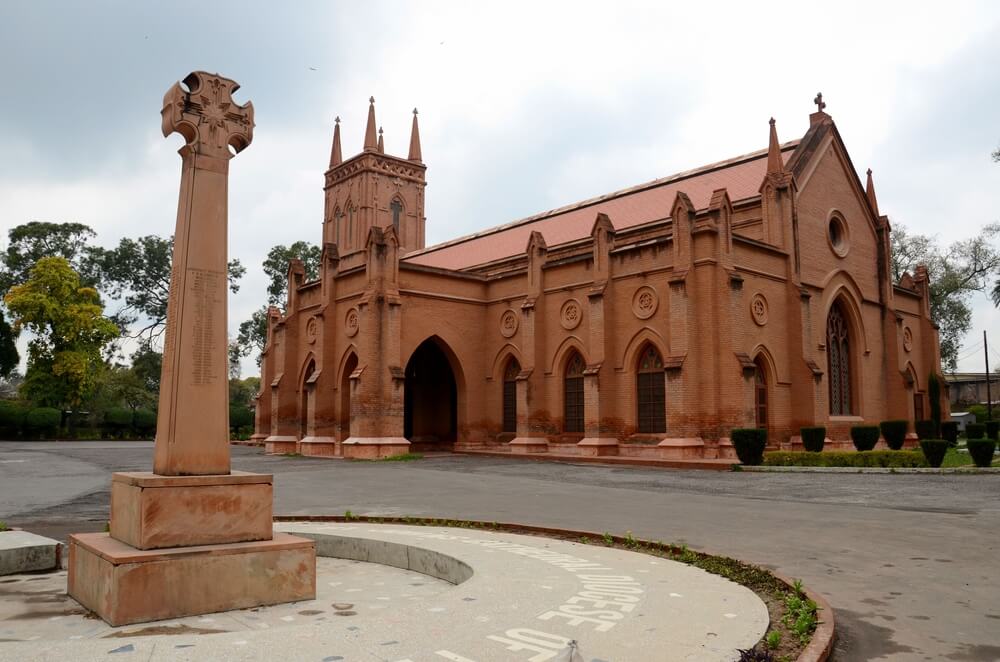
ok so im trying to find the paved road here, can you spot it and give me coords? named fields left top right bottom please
left=2, top=441, right=999, bottom=661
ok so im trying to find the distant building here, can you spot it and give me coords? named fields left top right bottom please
left=945, top=372, right=997, bottom=407
left=254, top=96, right=945, bottom=459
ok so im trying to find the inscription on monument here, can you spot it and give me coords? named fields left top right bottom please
left=189, top=268, right=224, bottom=385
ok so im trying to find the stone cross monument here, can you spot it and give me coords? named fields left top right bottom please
left=154, top=71, right=253, bottom=476
left=67, top=72, right=315, bottom=626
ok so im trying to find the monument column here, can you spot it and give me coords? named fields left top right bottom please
left=154, top=72, right=253, bottom=476
left=67, top=72, right=315, bottom=627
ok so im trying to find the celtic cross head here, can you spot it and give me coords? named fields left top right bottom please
left=161, top=71, right=254, bottom=159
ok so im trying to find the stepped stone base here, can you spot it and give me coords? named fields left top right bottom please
left=67, top=532, right=316, bottom=626
left=508, top=437, right=549, bottom=454
left=341, top=437, right=410, bottom=459
left=110, top=472, right=272, bottom=550
left=299, top=437, right=339, bottom=458
left=265, top=436, right=299, bottom=454
left=658, top=437, right=705, bottom=460
left=578, top=437, right=620, bottom=456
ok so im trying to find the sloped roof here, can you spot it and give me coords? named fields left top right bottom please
left=403, top=141, right=799, bottom=271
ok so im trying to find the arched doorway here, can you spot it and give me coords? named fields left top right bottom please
left=339, top=353, right=357, bottom=441
left=404, top=338, right=458, bottom=447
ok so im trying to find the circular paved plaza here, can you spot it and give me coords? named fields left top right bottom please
left=2, top=441, right=999, bottom=660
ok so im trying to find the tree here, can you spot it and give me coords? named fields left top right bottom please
left=0, top=308, right=18, bottom=378
left=233, top=242, right=321, bottom=366
left=0, top=221, right=97, bottom=294
left=4, top=257, right=119, bottom=409
left=86, top=235, right=245, bottom=345
left=891, top=223, right=1000, bottom=371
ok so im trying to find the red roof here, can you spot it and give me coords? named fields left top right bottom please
left=404, top=142, right=798, bottom=271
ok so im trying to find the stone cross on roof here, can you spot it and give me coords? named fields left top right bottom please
left=161, top=72, right=254, bottom=160
left=814, top=92, right=826, bottom=113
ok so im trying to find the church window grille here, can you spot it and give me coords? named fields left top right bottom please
left=636, top=345, right=665, bottom=433
left=564, top=352, right=585, bottom=433
left=502, top=358, right=520, bottom=433
left=827, top=302, right=853, bottom=415
left=391, top=199, right=403, bottom=233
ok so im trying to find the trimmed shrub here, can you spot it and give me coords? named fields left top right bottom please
left=800, top=426, right=826, bottom=452
left=731, top=428, right=768, bottom=466
left=24, top=407, right=61, bottom=439
left=966, top=439, right=996, bottom=468
left=133, top=409, right=156, bottom=436
left=0, top=400, right=29, bottom=438
left=915, top=419, right=938, bottom=440
left=764, top=450, right=925, bottom=468
left=104, top=407, right=133, bottom=438
left=850, top=425, right=880, bottom=452
left=940, top=421, right=959, bottom=447
left=987, top=421, right=1000, bottom=441
left=879, top=420, right=908, bottom=451
left=965, top=423, right=986, bottom=440
left=919, top=439, right=949, bottom=468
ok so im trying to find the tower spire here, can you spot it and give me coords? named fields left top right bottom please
left=364, top=96, right=377, bottom=151
left=766, top=117, right=783, bottom=174
left=865, top=168, right=879, bottom=216
left=408, top=107, right=422, bottom=162
left=329, top=116, right=342, bottom=167
left=377, top=126, right=384, bottom=153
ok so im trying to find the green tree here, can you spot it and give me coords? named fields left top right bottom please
left=0, top=308, right=18, bottom=378
left=234, top=242, right=321, bottom=366
left=4, top=257, right=119, bottom=409
left=86, top=235, right=245, bottom=344
left=0, top=221, right=97, bottom=293
left=891, top=224, right=1000, bottom=371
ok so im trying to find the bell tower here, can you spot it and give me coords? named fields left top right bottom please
left=322, top=98, right=427, bottom=255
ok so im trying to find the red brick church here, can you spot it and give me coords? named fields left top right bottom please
left=253, top=94, right=944, bottom=460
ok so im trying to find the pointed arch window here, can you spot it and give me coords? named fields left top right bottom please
left=334, top=208, right=343, bottom=244
left=636, top=345, right=665, bottom=433
left=827, top=302, right=853, bottom=415
left=348, top=205, right=355, bottom=243
left=754, top=358, right=768, bottom=429
left=391, top=198, right=403, bottom=233
left=563, top=352, right=585, bottom=433
left=502, top=358, right=520, bottom=433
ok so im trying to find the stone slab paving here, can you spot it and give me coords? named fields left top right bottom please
left=0, top=523, right=768, bottom=661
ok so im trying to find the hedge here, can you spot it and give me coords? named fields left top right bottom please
left=800, top=426, right=826, bottom=453
left=966, top=439, right=997, bottom=468
left=987, top=421, right=1000, bottom=441
left=229, top=405, right=253, bottom=431
left=915, top=419, right=938, bottom=440
left=0, top=400, right=29, bottom=436
left=919, top=439, right=949, bottom=468
left=764, top=450, right=926, bottom=468
left=133, top=409, right=157, bottom=434
left=731, top=428, right=767, bottom=466
left=966, top=423, right=986, bottom=440
left=25, top=407, right=61, bottom=438
left=850, top=425, right=880, bottom=452
left=879, top=420, right=908, bottom=451
left=940, top=421, right=959, bottom=447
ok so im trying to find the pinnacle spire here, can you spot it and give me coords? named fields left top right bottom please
left=364, top=96, right=377, bottom=150
left=408, top=107, right=422, bottom=162
left=329, top=116, right=342, bottom=167
left=865, top=168, right=879, bottom=216
left=766, top=117, right=783, bottom=174
left=377, top=126, right=384, bottom=153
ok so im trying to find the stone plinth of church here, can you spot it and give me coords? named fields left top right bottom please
left=67, top=71, right=315, bottom=626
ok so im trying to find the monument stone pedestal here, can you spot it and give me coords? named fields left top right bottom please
left=66, top=71, right=315, bottom=625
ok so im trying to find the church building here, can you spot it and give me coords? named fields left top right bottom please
left=253, top=95, right=944, bottom=460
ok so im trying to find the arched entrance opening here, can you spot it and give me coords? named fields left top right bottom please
left=339, top=353, right=358, bottom=441
left=404, top=338, right=458, bottom=447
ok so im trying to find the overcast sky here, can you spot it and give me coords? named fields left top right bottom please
left=1, top=1, right=999, bottom=376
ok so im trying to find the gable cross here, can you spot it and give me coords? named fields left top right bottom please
left=814, top=92, right=827, bottom=113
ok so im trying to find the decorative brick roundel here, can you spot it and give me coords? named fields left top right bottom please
left=632, top=286, right=658, bottom=320
left=560, top=298, right=582, bottom=330
left=751, top=293, right=768, bottom=326
left=345, top=308, right=359, bottom=337
left=500, top=309, right=519, bottom=338
left=903, top=326, right=913, bottom=352
left=306, top=316, right=319, bottom=344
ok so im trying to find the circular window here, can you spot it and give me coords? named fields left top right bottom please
left=828, top=214, right=849, bottom=257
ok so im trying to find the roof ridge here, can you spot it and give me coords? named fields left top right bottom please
left=404, top=139, right=800, bottom=260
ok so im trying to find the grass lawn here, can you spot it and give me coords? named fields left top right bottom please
left=940, top=445, right=1000, bottom=468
